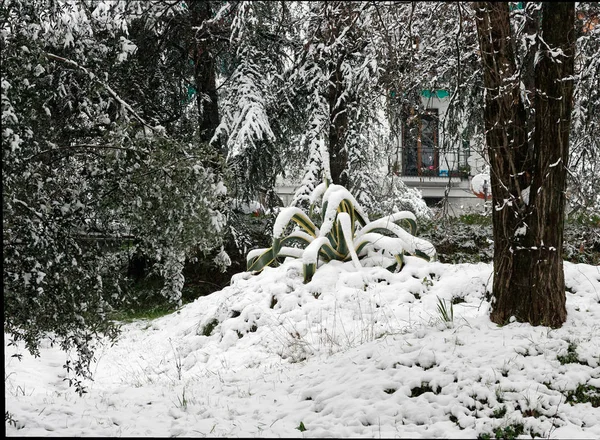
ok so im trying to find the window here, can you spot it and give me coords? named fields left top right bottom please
left=402, top=109, right=439, bottom=177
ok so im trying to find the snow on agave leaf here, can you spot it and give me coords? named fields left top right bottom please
left=247, top=181, right=436, bottom=283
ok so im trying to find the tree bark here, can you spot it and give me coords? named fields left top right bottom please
left=474, top=2, right=574, bottom=327
left=320, top=1, right=354, bottom=188
left=328, top=57, right=350, bottom=187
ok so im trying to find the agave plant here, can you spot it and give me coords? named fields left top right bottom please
left=247, top=182, right=436, bottom=283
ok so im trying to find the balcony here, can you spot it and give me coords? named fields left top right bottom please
left=401, top=167, right=469, bottom=182
left=400, top=168, right=473, bottom=200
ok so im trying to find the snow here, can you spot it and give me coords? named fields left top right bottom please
left=232, top=198, right=264, bottom=215
left=5, top=260, right=600, bottom=438
left=308, top=181, right=328, bottom=207
left=515, top=224, right=528, bottom=237
left=549, top=158, right=562, bottom=168
left=337, top=212, right=361, bottom=269
left=320, top=184, right=369, bottom=236
left=116, top=36, right=137, bottom=63
left=522, top=186, right=531, bottom=205
left=301, top=236, right=330, bottom=265
left=356, top=213, right=436, bottom=260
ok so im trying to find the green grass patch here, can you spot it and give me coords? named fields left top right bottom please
left=201, top=318, right=219, bottom=337
left=557, top=342, right=579, bottom=365
left=109, top=281, right=179, bottom=323
left=491, top=405, right=507, bottom=418
left=478, top=423, right=524, bottom=440
left=108, top=274, right=204, bottom=324
left=564, top=384, right=600, bottom=408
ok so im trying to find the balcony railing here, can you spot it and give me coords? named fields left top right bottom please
left=402, top=168, right=469, bottom=179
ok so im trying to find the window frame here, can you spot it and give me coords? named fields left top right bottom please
left=402, top=108, right=439, bottom=177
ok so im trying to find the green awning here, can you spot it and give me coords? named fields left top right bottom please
left=421, top=89, right=449, bottom=99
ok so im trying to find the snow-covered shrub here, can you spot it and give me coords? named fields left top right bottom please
left=563, top=213, right=600, bottom=266
left=419, top=215, right=494, bottom=264
left=247, top=181, right=436, bottom=283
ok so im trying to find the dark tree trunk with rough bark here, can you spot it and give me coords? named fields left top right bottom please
left=190, top=1, right=220, bottom=145
left=328, top=58, right=350, bottom=187
left=474, top=2, right=574, bottom=327
left=320, top=2, right=356, bottom=188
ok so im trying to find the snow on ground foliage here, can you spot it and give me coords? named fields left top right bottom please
left=5, top=259, right=600, bottom=438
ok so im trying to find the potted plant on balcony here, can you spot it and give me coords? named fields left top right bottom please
left=420, top=166, right=437, bottom=177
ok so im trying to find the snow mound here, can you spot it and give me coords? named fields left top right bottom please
left=5, top=260, right=600, bottom=438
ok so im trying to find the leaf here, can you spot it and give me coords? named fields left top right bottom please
left=247, top=247, right=275, bottom=272
left=302, top=236, right=343, bottom=282
left=386, top=253, right=404, bottom=272
left=317, top=239, right=341, bottom=262
left=303, top=263, right=316, bottom=284
left=277, top=247, right=304, bottom=259
left=272, top=237, right=282, bottom=258
left=320, top=199, right=329, bottom=223
left=337, top=212, right=360, bottom=269
left=290, top=212, right=318, bottom=237
left=413, top=249, right=431, bottom=262
left=329, top=216, right=341, bottom=249
left=400, top=217, right=418, bottom=235
left=355, top=240, right=372, bottom=256
left=273, top=207, right=317, bottom=239
left=296, top=421, right=307, bottom=432
left=280, top=232, right=313, bottom=249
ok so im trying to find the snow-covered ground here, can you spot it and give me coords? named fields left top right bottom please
left=5, top=258, right=600, bottom=438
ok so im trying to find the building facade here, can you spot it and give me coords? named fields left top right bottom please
left=276, top=90, right=489, bottom=215
left=389, top=90, right=487, bottom=214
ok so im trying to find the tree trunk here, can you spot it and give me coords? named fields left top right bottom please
left=189, top=1, right=220, bottom=145
left=319, top=1, right=355, bottom=188
left=521, top=2, right=541, bottom=147
left=474, top=2, right=574, bottom=327
left=328, top=58, right=350, bottom=187
left=524, top=2, right=574, bottom=325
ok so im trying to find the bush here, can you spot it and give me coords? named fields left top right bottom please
left=419, top=212, right=599, bottom=265
left=420, top=215, right=494, bottom=264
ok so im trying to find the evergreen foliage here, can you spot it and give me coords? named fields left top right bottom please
left=215, top=1, right=287, bottom=203
left=569, top=2, right=600, bottom=214
left=2, top=0, right=228, bottom=388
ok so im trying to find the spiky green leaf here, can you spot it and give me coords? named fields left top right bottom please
left=413, top=249, right=431, bottom=261
left=247, top=247, right=275, bottom=272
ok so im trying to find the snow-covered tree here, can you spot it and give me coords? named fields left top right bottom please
left=568, top=3, right=600, bottom=215
left=2, top=0, right=228, bottom=390
left=287, top=2, right=392, bottom=212
left=214, top=1, right=290, bottom=203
